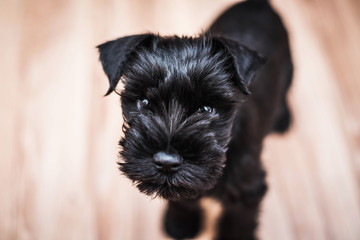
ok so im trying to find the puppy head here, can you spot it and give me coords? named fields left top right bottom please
left=98, top=34, right=264, bottom=200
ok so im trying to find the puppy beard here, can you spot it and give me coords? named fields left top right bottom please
left=118, top=111, right=229, bottom=201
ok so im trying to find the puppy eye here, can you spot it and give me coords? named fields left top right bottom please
left=197, top=106, right=213, bottom=114
left=137, top=99, right=149, bottom=110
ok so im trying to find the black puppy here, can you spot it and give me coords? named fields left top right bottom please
left=97, top=0, right=292, bottom=239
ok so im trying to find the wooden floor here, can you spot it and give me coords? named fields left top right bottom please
left=1, top=0, right=359, bottom=239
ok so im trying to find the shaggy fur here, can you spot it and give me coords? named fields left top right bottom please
left=97, top=0, right=292, bottom=239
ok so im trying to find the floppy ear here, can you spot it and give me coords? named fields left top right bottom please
left=214, top=37, right=266, bottom=95
left=97, top=34, right=156, bottom=96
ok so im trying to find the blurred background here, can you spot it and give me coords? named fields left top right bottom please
left=1, top=0, right=360, bottom=239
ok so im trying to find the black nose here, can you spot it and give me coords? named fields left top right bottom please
left=153, top=152, right=183, bottom=173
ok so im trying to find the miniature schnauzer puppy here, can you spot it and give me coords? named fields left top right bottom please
left=97, top=0, right=292, bottom=239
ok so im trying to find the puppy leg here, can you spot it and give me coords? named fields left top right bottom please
left=273, top=59, right=293, bottom=133
left=272, top=100, right=291, bottom=133
left=164, top=199, right=203, bottom=239
left=215, top=152, right=267, bottom=240
left=217, top=203, right=260, bottom=240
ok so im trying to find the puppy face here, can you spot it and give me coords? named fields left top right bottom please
left=98, top=34, right=264, bottom=200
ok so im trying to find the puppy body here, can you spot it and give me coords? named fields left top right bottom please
left=98, top=0, right=292, bottom=239
left=207, top=1, right=293, bottom=238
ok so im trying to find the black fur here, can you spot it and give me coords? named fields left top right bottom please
left=97, top=0, right=292, bottom=239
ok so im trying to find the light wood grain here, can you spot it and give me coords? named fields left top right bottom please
left=1, top=0, right=359, bottom=239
